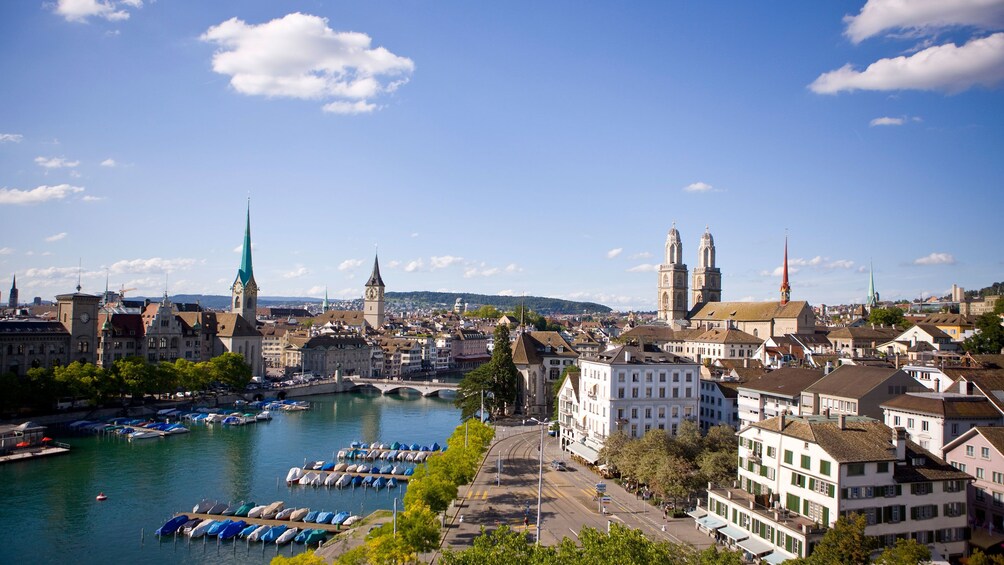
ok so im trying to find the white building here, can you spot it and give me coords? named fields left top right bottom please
left=698, top=414, right=971, bottom=563
left=559, top=344, right=699, bottom=464
left=881, top=391, right=1002, bottom=457
left=736, top=367, right=824, bottom=429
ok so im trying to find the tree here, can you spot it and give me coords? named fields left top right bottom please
left=455, top=325, right=519, bottom=419
left=205, top=351, right=253, bottom=390
left=440, top=526, right=550, bottom=565
left=995, top=298, right=1004, bottom=316
left=113, top=356, right=151, bottom=396
left=402, top=464, right=458, bottom=513
left=868, top=307, right=907, bottom=328
left=793, top=514, right=876, bottom=565
left=272, top=550, right=327, bottom=565
left=964, top=312, right=1004, bottom=354
left=873, top=538, right=930, bottom=565
left=966, top=549, right=1004, bottom=565
left=598, top=430, right=630, bottom=474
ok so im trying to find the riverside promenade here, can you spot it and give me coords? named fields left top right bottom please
left=433, top=423, right=715, bottom=559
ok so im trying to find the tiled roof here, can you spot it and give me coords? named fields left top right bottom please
left=827, top=326, right=901, bottom=341
left=691, top=327, right=763, bottom=345
left=303, top=335, right=369, bottom=349
left=803, top=365, right=909, bottom=398
left=974, top=427, right=1004, bottom=457
left=894, top=443, right=973, bottom=482
left=583, top=344, right=693, bottom=366
left=215, top=313, right=260, bottom=338
left=528, top=331, right=578, bottom=356
left=912, top=323, right=952, bottom=341
left=313, top=310, right=366, bottom=326
left=0, top=320, right=67, bottom=335
left=880, top=393, right=1002, bottom=419
left=688, top=300, right=809, bottom=322
left=511, top=333, right=543, bottom=365
left=620, top=325, right=679, bottom=342
left=922, top=313, right=975, bottom=326
left=99, top=312, right=145, bottom=338
left=737, top=367, right=824, bottom=397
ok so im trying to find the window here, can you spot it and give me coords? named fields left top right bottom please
left=967, top=446, right=975, bottom=457
left=820, top=460, right=831, bottom=475
left=978, top=468, right=986, bottom=480
left=846, top=463, right=865, bottom=476
left=893, top=416, right=901, bottom=426
left=921, top=420, right=929, bottom=432
left=994, top=472, right=1004, bottom=485
left=912, top=504, right=938, bottom=521
left=907, top=418, right=915, bottom=429
left=983, top=447, right=992, bottom=459
left=801, top=454, right=811, bottom=470
left=911, top=483, right=933, bottom=495
left=784, top=450, right=793, bottom=464
left=877, top=461, right=889, bottom=473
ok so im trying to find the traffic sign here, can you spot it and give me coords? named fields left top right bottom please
left=601, top=496, right=612, bottom=504
left=595, top=483, right=607, bottom=493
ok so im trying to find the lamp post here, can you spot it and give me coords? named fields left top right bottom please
left=530, top=417, right=549, bottom=545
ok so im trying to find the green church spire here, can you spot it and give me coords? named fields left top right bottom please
left=238, top=200, right=254, bottom=286
left=866, top=261, right=878, bottom=308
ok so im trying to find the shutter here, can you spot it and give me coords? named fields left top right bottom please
left=896, top=485, right=902, bottom=496
left=809, top=478, right=816, bottom=491
left=841, top=488, right=848, bottom=499
left=911, top=507, right=918, bottom=520
left=932, top=505, right=938, bottom=518
left=882, top=506, right=891, bottom=522
left=875, top=508, right=884, bottom=524
left=828, top=484, right=835, bottom=498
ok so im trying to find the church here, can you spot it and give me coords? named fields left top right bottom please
left=656, top=225, right=814, bottom=338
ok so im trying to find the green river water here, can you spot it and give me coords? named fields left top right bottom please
left=0, top=391, right=461, bottom=564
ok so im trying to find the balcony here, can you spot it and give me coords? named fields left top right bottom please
left=707, top=485, right=827, bottom=536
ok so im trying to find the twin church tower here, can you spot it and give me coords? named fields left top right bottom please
left=657, top=224, right=722, bottom=322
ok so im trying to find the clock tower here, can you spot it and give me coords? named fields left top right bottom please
left=364, top=253, right=385, bottom=328
left=57, top=289, right=100, bottom=365
left=231, top=202, right=258, bottom=322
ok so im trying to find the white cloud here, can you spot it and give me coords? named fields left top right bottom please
left=0, top=133, right=22, bottom=143
left=0, top=247, right=13, bottom=255
left=683, top=181, right=714, bottom=193
left=109, top=257, right=198, bottom=274
left=306, top=285, right=326, bottom=296
left=338, top=258, right=363, bottom=271
left=100, top=158, right=117, bottom=167
left=560, top=291, right=636, bottom=307
left=0, top=184, right=84, bottom=205
left=914, top=252, right=956, bottom=265
left=35, top=156, right=80, bottom=169
left=201, top=13, right=414, bottom=113
left=53, top=0, right=140, bottom=23
left=810, top=33, right=1004, bottom=94
left=232, top=243, right=256, bottom=253
left=761, top=256, right=856, bottom=277
left=283, top=266, right=310, bottom=279
left=45, top=232, right=67, bottom=242
left=410, top=232, right=419, bottom=238
left=504, top=263, right=522, bottom=273
left=630, top=251, right=653, bottom=260
left=430, top=255, right=463, bottom=269
left=870, top=116, right=905, bottom=126
left=606, top=248, right=623, bottom=259
left=627, top=263, right=659, bottom=273
left=81, top=195, right=104, bottom=202
left=497, top=289, right=515, bottom=296
left=404, top=259, right=423, bottom=272
left=844, top=0, right=1004, bottom=44
left=387, top=260, right=401, bottom=269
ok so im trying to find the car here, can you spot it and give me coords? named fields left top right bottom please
left=549, top=460, right=567, bottom=471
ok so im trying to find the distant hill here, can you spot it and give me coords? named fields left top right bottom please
left=142, top=292, right=611, bottom=315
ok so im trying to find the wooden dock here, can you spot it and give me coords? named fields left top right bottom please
left=0, top=445, right=70, bottom=464
left=176, top=512, right=358, bottom=534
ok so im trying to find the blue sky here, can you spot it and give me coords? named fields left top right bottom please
left=1, top=1, right=1002, bottom=311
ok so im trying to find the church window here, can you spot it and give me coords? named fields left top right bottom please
left=235, top=296, right=240, bottom=308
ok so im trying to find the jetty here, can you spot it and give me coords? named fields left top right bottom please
left=177, top=512, right=355, bottom=534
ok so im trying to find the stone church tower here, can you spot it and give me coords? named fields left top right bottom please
left=231, top=203, right=258, bottom=321
left=657, top=224, right=689, bottom=322
left=692, top=226, right=721, bottom=309
left=364, top=253, right=385, bottom=328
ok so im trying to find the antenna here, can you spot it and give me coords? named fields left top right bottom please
left=76, top=258, right=82, bottom=292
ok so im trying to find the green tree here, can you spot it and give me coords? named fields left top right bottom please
left=455, top=325, right=519, bottom=419
left=113, top=356, right=151, bottom=396
left=868, top=307, right=907, bottom=328
left=597, top=430, right=630, bottom=475
left=964, top=312, right=1004, bottom=354
left=54, top=361, right=104, bottom=402
left=995, top=298, right=1004, bottom=316
left=873, top=538, right=930, bottom=565
left=794, top=514, right=876, bottom=565
left=271, top=550, right=327, bottom=565
left=966, top=548, right=1004, bottom=565
left=205, top=352, right=253, bottom=390
left=402, top=464, right=458, bottom=513
left=440, top=526, right=550, bottom=565
left=694, top=546, right=743, bottom=565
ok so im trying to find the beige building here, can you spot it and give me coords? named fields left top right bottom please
left=511, top=331, right=579, bottom=418
left=688, top=301, right=815, bottom=339
left=301, top=335, right=371, bottom=378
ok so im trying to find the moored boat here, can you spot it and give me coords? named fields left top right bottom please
left=155, top=515, right=189, bottom=536
left=246, top=524, right=270, bottom=542
left=219, top=520, right=246, bottom=540
left=238, top=524, right=258, bottom=539
left=261, top=501, right=285, bottom=519
left=207, top=519, right=232, bottom=536
left=261, top=525, right=287, bottom=543
left=285, top=467, right=303, bottom=484
left=314, top=511, right=334, bottom=524
left=275, top=507, right=295, bottom=520
left=342, top=515, right=361, bottom=527
left=304, top=529, right=327, bottom=545
left=234, top=501, right=256, bottom=517
left=247, top=505, right=266, bottom=518
left=188, top=519, right=215, bottom=538
left=193, top=499, right=214, bottom=513
left=289, top=508, right=309, bottom=522
left=303, top=510, right=319, bottom=523
left=275, top=527, right=298, bottom=545
left=331, top=511, right=351, bottom=525
left=324, top=472, right=339, bottom=487
left=207, top=502, right=228, bottom=515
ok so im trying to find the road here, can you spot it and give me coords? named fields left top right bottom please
left=435, top=424, right=716, bottom=557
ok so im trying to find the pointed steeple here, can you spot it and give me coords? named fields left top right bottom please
left=322, top=287, right=329, bottom=312
left=866, top=262, right=878, bottom=308
left=237, top=201, right=254, bottom=286
left=780, top=235, right=791, bottom=305
left=366, top=253, right=384, bottom=287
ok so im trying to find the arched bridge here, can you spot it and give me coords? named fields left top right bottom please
left=349, top=378, right=459, bottom=398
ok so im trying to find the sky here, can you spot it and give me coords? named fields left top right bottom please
left=1, top=0, right=1003, bottom=311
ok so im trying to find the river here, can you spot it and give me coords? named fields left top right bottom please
left=0, top=391, right=461, bottom=564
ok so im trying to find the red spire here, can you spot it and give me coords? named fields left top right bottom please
left=780, top=235, right=791, bottom=305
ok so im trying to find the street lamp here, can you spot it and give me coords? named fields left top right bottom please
left=529, top=417, right=549, bottom=546
left=462, top=388, right=490, bottom=448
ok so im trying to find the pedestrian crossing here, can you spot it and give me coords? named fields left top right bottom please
left=465, top=484, right=600, bottom=504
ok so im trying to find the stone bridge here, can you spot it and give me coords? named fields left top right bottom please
left=348, top=378, right=459, bottom=398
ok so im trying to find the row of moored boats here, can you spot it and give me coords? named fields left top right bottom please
left=286, top=465, right=405, bottom=488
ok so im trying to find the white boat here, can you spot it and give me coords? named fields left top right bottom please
left=311, top=460, right=324, bottom=470
left=335, top=474, right=352, bottom=488
left=275, top=527, right=298, bottom=545
left=333, top=463, right=347, bottom=472
left=289, top=508, right=309, bottom=521
left=256, top=411, right=272, bottom=421
left=342, top=515, right=361, bottom=526
left=337, top=450, right=346, bottom=459
left=346, top=464, right=357, bottom=473
left=247, top=505, right=266, bottom=518
left=188, top=519, right=213, bottom=538
left=205, top=413, right=225, bottom=423
left=310, top=473, right=323, bottom=487
left=246, top=524, right=270, bottom=542
left=129, top=430, right=160, bottom=440
left=324, top=472, right=339, bottom=487
left=275, top=507, right=295, bottom=520
left=285, top=467, right=303, bottom=484
left=298, top=472, right=317, bottom=486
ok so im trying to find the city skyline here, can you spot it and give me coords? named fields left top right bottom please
left=2, top=1, right=1002, bottom=310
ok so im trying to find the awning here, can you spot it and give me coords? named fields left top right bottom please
left=737, top=536, right=773, bottom=557
left=687, top=509, right=708, bottom=519
left=719, top=525, right=749, bottom=542
left=565, top=442, right=601, bottom=464
left=762, top=551, right=794, bottom=564
left=696, top=515, right=726, bottom=530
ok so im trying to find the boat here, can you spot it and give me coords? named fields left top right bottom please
left=304, top=530, right=327, bottom=545
left=410, top=443, right=419, bottom=451
left=261, top=501, right=285, bottom=519
left=238, top=524, right=258, bottom=539
left=261, top=525, right=287, bottom=543
left=336, top=450, right=347, bottom=459
left=415, top=452, right=429, bottom=462
left=373, top=477, right=387, bottom=489
left=356, top=464, right=369, bottom=473
left=275, top=507, right=295, bottom=520
left=315, top=511, right=334, bottom=524
left=155, top=515, right=190, bottom=536
left=345, top=464, right=357, bottom=473
left=179, top=518, right=202, bottom=534
left=311, top=461, right=324, bottom=470
left=390, top=465, right=403, bottom=475
left=289, top=508, right=309, bottom=521
left=361, top=476, right=374, bottom=487
left=207, top=519, right=232, bottom=536
left=247, top=505, right=266, bottom=518
left=388, top=478, right=398, bottom=489
left=303, top=510, right=319, bottom=523
left=285, top=467, right=303, bottom=484
left=207, top=502, right=229, bottom=515
left=320, top=461, right=335, bottom=471
left=352, top=475, right=364, bottom=486
left=331, top=511, right=351, bottom=525
left=193, top=499, right=214, bottom=513
left=275, top=527, right=298, bottom=545
left=129, top=430, right=160, bottom=440
left=256, top=411, right=272, bottom=421
left=403, top=468, right=414, bottom=476
left=299, top=471, right=319, bottom=486
left=380, top=464, right=393, bottom=474
left=234, top=502, right=255, bottom=517
left=294, top=529, right=310, bottom=544
left=188, top=519, right=215, bottom=538
left=310, top=473, right=323, bottom=487
left=431, top=442, right=441, bottom=451
left=335, top=474, right=352, bottom=488
left=221, top=503, right=238, bottom=516
left=219, top=520, right=246, bottom=540
left=324, top=472, right=339, bottom=487
left=96, top=492, right=108, bottom=501
left=246, top=524, right=270, bottom=542
left=342, top=515, right=361, bottom=527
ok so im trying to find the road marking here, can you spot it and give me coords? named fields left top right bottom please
left=568, top=528, right=579, bottom=538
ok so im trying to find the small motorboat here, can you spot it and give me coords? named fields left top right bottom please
left=331, top=511, right=351, bottom=525
left=315, top=511, right=334, bottom=524
left=333, top=462, right=347, bottom=472
left=96, top=492, right=108, bottom=502
left=403, top=468, right=414, bottom=476
left=352, top=475, right=363, bottom=486
left=156, top=515, right=190, bottom=536
left=342, top=515, right=361, bottom=527
left=188, top=519, right=215, bottom=538
left=275, top=527, right=298, bottom=545
left=304, top=529, right=327, bottom=545
left=361, top=476, right=374, bottom=487
left=335, top=474, right=352, bottom=488
left=380, top=464, right=393, bottom=474
left=294, top=529, right=310, bottom=544
left=261, top=525, right=287, bottom=543
left=321, top=461, right=335, bottom=471
left=356, top=464, right=369, bottom=473
left=247, top=505, right=266, bottom=518
left=234, top=502, right=255, bottom=517
left=289, top=508, right=309, bottom=522
left=299, top=471, right=320, bottom=486
left=345, top=464, right=357, bottom=473
left=324, top=472, right=339, bottom=487
left=261, top=501, right=285, bottom=519
left=373, top=477, right=387, bottom=489
left=192, top=499, right=213, bottom=513
left=303, top=511, right=319, bottom=523
left=310, top=473, right=323, bottom=487
left=179, top=518, right=202, bottom=534
left=238, top=524, right=258, bottom=539
left=256, top=411, right=272, bottom=421
left=219, top=520, right=246, bottom=540
left=275, top=507, right=295, bottom=520
left=207, top=502, right=228, bottom=515
left=207, top=519, right=232, bottom=536
left=285, top=467, right=303, bottom=484
left=221, top=503, right=238, bottom=516
left=311, top=461, right=324, bottom=470
left=246, top=524, right=270, bottom=542
left=388, top=478, right=399, bottom=489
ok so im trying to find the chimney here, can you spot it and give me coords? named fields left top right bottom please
left=892, top=427, right=907, bottom=461
left=895, top=353, right=899, bottom=369
left=778, top=413, right=786, bottom=432
left=744, top=358, right=749, bottom=368
left=624, top=350, right=631, bottom=363
left=838, top=414, right=846, bottom=430
left=824, top=361, right=833, bottom=375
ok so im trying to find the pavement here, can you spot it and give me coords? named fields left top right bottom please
left=433, top=423, right=716, bottom=559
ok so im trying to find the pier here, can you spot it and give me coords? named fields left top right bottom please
left=175, top=512, right=356, bottom=534
left=293, top=468, right=410, bottom=483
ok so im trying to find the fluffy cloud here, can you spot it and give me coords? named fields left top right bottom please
left=914, top=252, right=956, bottom=265
left=53, top=0, right=141, bottom=23
left=627, top=263, right=659, bottom=273
left=81, top=195, right=104, bottom=202
left=338, top=258, right=363, bottom=271
left=0, top=247, right=13, bottom=255
left=497, top=289, right=515, bottom=296
left=387, top=260, right=401, bottom=269
left=606, top=248, right=623, bottom=259
left=811, top=33, right=1004, bottom=94
left=630, top=251, right=653, bottom=260
left=45, top=232, right=67, bottom=242
left=870, top=116, right=905, bottom=126
left=0, top=133, right=22, bottom=143
left=404, top=259, right=423, bottom=272
left=844, top=0, right=1004, bottom=44
left=109, top=257, right=199, bottom=274
left=0, top=184, right=84, bottom=205
left=35, top=156, right=80, bottom=169
left=100, top=158, right=117, bottom=167
left=504, top=263, right=522, bottom=273
left=683, top=181, right=714, bottom=193
left=201, top=13, right=414, bottom=113
left=760, top=256, right=856, bottom=277
left=283, top=266, right=310, bottom=279
left=430, top=255, right=464, bottom=269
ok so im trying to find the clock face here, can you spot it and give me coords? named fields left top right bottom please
left=366, top=288, right=377, bottom=299
left=80, top=313, right=90, bottom=323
